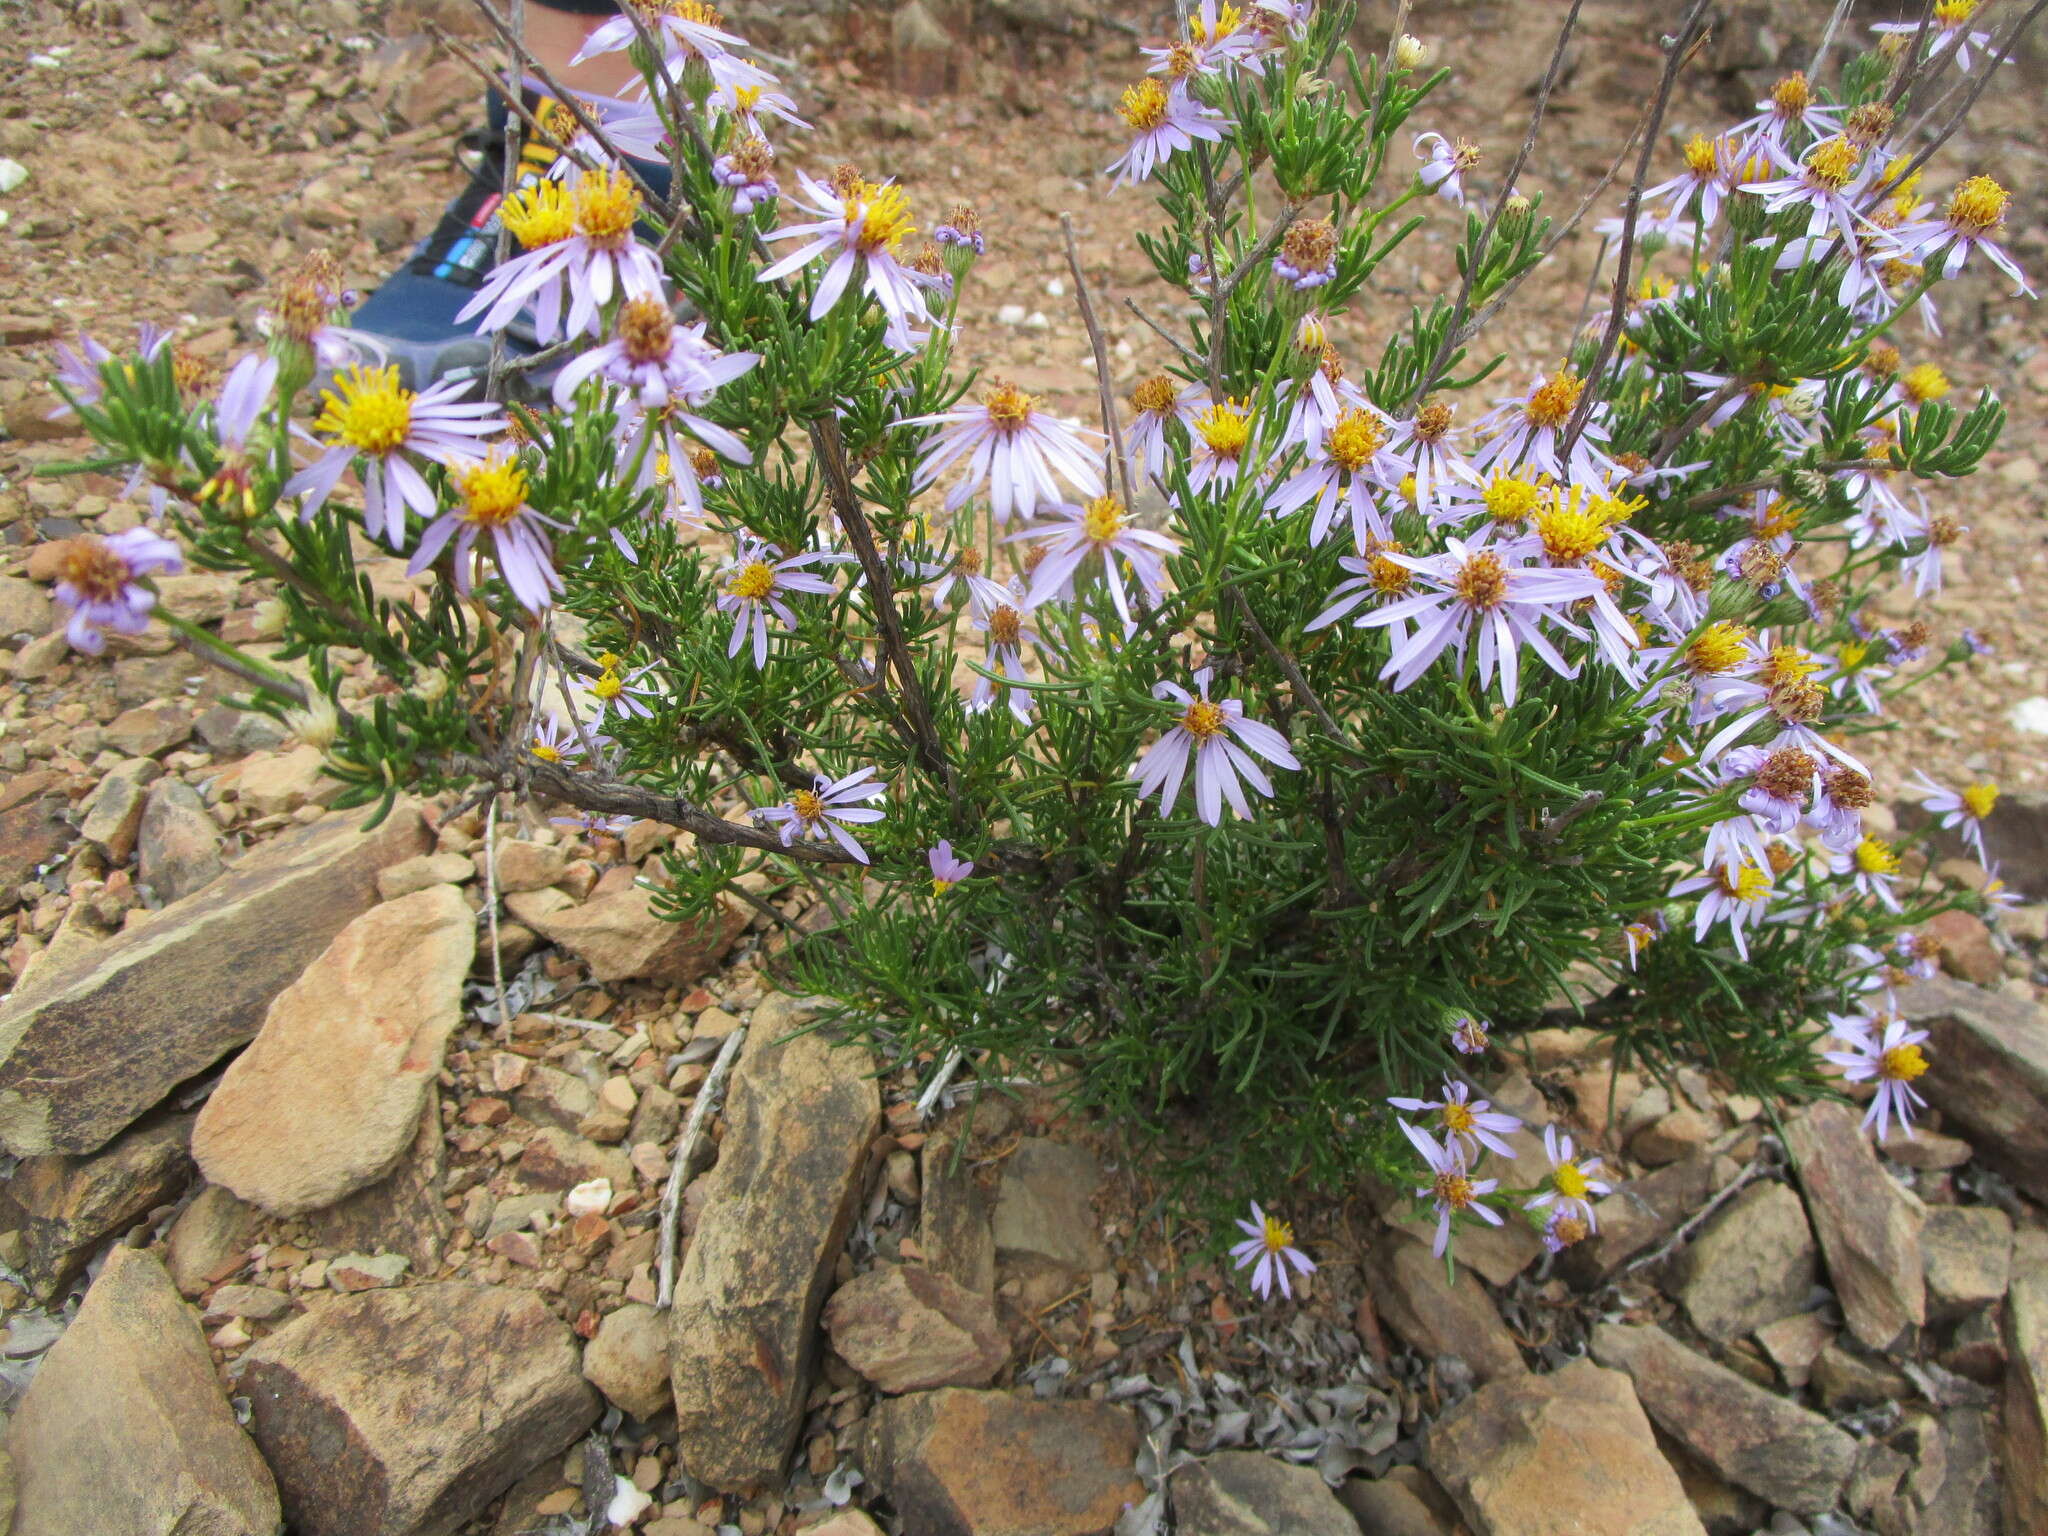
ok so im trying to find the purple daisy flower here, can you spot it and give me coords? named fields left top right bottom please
left=757, top=170, right=933, bottom=351
left=1229, top=1201, right=1315, bottom=1301
left=1388, top=1080, right=1523, bottom=1162
left=407, top=450, right=565, bottom=614
left=1124, top=374, right=1204, bottom=478
left=1106, top=75, right=1228, bottom=187
left=1742, top=134, right=1876, bottom=249
left=1449, top=1016, right=1491, bottom=1055
left=1265, top=404, right=1405, bottom=550
left=757, top=766, right=887, bottom=863
left=1524, top=1126, right=1611, bottom=1230
left=1670, top=859, right=1774, bottom=960
left=1414, top=132, right=1480, bottom=205
left=1354, top=538, right=1603, bottom=705
left=713, top=136, right=781, bottom=215
left=457, top=165, right=668, bottom=343
left=1018, top=495, right=1177, bottom=631
left=1470, top=368, right=1620, bottom=488
left=965, top=590, right=1050, bottom=724
left=1131, top=666, right=1302, bottom=826
left=1888, top=174, right=2034, bottom=297
left=1871, top=10, right=1993, bottom=72
left=716, top=539, right=849, bottom=669
left=1402, top=1120, right=1503, bottom=1258
left=197, top=352, right=281, bottom=518
left=1911, top=772, right=1998, bottom=863
left=286, top=363, right=504, bottom=548
left=927, top=840, right=975, bottom=894
left=1823, top=1011, right=1932, bottom=1141
left=52, top=528, right=184, bottom=655
left=907, top=381, right=1105, bottom=526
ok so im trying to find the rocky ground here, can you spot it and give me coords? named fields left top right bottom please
left=4, top=1, right=2048, bottom=1535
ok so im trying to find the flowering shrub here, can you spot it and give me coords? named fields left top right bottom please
left=43, top=0, right=2035, bottom=1259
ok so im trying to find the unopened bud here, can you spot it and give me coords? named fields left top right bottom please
left=1395, top=34, right=1431, bottom=70
left=250, top=597, right=288, bottom=640
left=285, top=696, right=340, bottom=751
left=1499, top=193, right=1532, bottom=233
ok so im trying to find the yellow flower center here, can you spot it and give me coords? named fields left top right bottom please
left=730, top=82, right=762, bottom=111
left=1855, top=837, right=1900, bottom=876
left=531, top=740, right=562, bottom=762
left=847, top=182, right=916, bottom=256
left=1961, top=782, right=1999, bottom=820
left=1132, top=374, right=1178, bottom=414
left=574, top=168, right=643, bottom=251
left=1260, top=1214, right=1294, bottom=1254
left=728, top=561, right=777, bottom=601
left=1880, top=1042, right=1929, bottom=1082
left=1366, top=545, right=1412, bottom=596
left=1682, top=134, right=1719, bottom=176
left=1761, top=644, right=1821, bottom=687
left=1414, top=401, right=1454, bottom=442
left=1552, top=1162, right=1590, bottom=1200
left=1946, top=174, right=2009, bottom=235
left=592, top=671, right=624, bottom=701
left=1719, top=862, right=1773, bottom=903
left=1190, top=0, right=1244, bottom=43
left=1685, top=621, right=1753, bottom=675
left=1482, top=470, right=1543, bottom=525
left=455, top=454, right=529, bottom=529
left=1182, top=699, right=1227, bottom=739
left=620, top=295, right=674, bottom=364
left=1432, top=1171, right=1475, bottom=1209
left=1899, top=363, right=1950, bottom=404
left=791, top=789, right=825, bottom=821
left=988, top=605, right=1023, bottom=647
left=1118, top=76, right=1171, bottom=132
left=314, top=364, right=414, bottom=455
left=1805, top=137, right=1862, bottom=193
left=501, top=181, right=576, bottom=249
left=1440, top=1101, right=1475, bottom=1135
left=1454, top=551, right=1509, bottom=611
left=1082, top=495, right=1124, bottom=542
left=983, top=382, right=1036, bottom=430
left=1533, top=488, right=1612, bottom=565
left=1195, top=400, right=1252, bottom=458
left=58, top=538, right=133, bottom=603
left=1935, top=0, right=1977, bottom=23
left=1523, top=370, right=1585, bottom=430
left=1757, top=497, right=1802, bottom=539
left=1838, top=640, right=1869, bottom=669
left=930, top=877, right=956, bottom=896
left=1772, top=72, right=1813, bottom=115
left=1326, top=408, right=1387, bottom=473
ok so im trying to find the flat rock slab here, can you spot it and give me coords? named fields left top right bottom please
left=6, top=1247, right=279, bottom=1536
left=1426, top=1358, right=1703, bottom=1536
left=670, top=1001, right=878, bottom=1492
left=865, top=1388, right=1143, bottom=1536
left=1784, top=1101, right=1925, bottom=1350
left=1365, top=1228, right=1526, bottom=1384
left=4, top=1110, right=193, bottom=1304
left=1169, top=1451, right=1358, bottom=1536
left=992, top=1138, right=1108, bottom=1274
left=2006, top=1264, right=2048, bottom=1533
left=825, top=1262, right=1009, bottom=1394
left=519, top=883, right=746, bottom=985
left=1897, top=977, right=2048, bottom=1203
left=193, top=883, right=474, bottom=1216
left=237, top=1281, right=597, bottom=1536
left=1672, top=1179, right=1816, bottom=1342
left=1561, top=1152, right=1719, bottom=1283
left=0, top=801, right=428, bottom=1157
left=1590, top=1322, right=1856, bottom=1515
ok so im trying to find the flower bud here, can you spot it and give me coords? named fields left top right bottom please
left=285, top=696, right=340, bottom=751
left=250, top=597, right=288, bottom=640
left=1395, top=34, right=1431, bottom=69
left=1498, top=193, right=1532, bottom=234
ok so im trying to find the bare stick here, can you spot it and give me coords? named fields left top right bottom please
left=484, top=797, right=512, bottom=1037
left=1888, top=0, right=2048, bottom=192
left=657, top=1023, right=747, bottom=1306
left=1228, top=588, right=1357, bottom=754
left=508, top=754, right=859, bottom=861
left=1060, top=212, right=1137, bottom=515
left=1122, top=296, right=1203, bottom=365
left=1560, top=0, right=1712, bottom=459
left=1407, top=0, right=1585, bottom=408
left=1807, top=0, right=1857, bottom=78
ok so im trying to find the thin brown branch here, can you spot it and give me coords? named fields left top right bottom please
left=510, top=755, right=858, bottom=861
left=1406, top=0, right=1585, bottom=409
left=1560, top=0, right=1713, bottom=459
left=1059, top=212, right=1137, bottom=515
left=1228, top=589, right=1356, bottom=755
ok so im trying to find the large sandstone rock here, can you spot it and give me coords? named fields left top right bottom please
left=193, top=884, right=474, bottom=1216
left=0, top=801, right=429, bottom=1156
left=992, top=1138, right=1108, bottom=1273
left=518, top=882, right=746, bottom=985
left=0, top=793, right=73, bottom=912
left=137, top=775, right=227, bottom=902
left=825, top=1262, right=1009, bottom=1393
left=1921, top=1204, right=2012, bottom=1322
left=1425, top=1359, right=1703, bottom=1536
left=1336, top=1466, right=1469, bottom=1536
left=304, top=1082, right=455, bottom=1272
left=1169, top=1452, right=1357, bottom=1536
left=2005, top=1261, right=2048, bottom=1533
left=921, top=1114, right=996, bottom=1296
left=3, top=1110, right=193, bottom=1303
left=1783, top=1101, right=1925, bottom=1350
left=1671, top=1179, right=1816, bottom=1341
left=669, top=1004, right=878, bottom=1491
left=1560, top=1151, right=1719, bottom=1282
left=1590, top=1322, right=1856, bottom=1515
left=1364, top=1228, right=1526, bottom=1384
left=1897, top=977, right=2048, bottom=1202
left=865, top=1389, right=1143, bottom=1536
left=6, top=1247, right=280, bottom=1536
left=237, top=1281, right=598, bottom=1536
left=164, top=1182, right=260, bottom=1295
